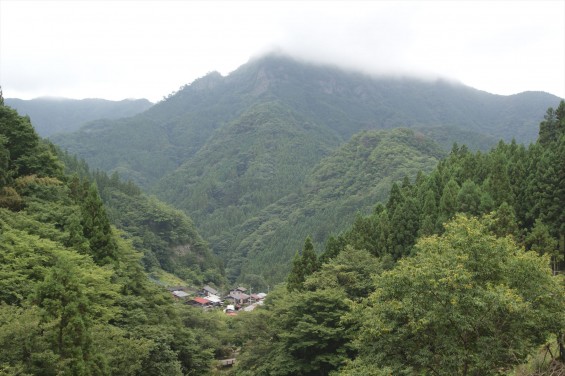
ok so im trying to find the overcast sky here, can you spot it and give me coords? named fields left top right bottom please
left=1, top=0, right=564, bottom=102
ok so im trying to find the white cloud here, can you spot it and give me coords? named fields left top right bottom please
left=1, top=0, right=563, bottom=101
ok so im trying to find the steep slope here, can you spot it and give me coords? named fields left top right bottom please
left=5, top=97, right=153, bottom=136
left=51, top=54, right=562, bottom=283
left=0, top=102, right=220, bottom=374
left=52, top=54, right=561, bottom=190
left=60, top=153, right=225, bottom=286
left=228, top=128, right=445, bottom=283
left=155, top=101, right=341, bottom=243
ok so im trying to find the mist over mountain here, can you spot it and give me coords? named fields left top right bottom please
left=5, top=97, right=153, bottom=137
left=52, top=54, right=562, bottom=283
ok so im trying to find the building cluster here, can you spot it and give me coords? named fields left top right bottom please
left=169, top=285, right=267, bottom=314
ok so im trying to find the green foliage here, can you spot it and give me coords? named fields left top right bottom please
left=56, top=152, right=225, bottom=286
left=346, top=215, right=565, bottom=375
left=286, top=236, right=319, bottom=291
left=0, top=104, right=221, bottom=375
left=51, top=56, right=560, bottom=285
left=232, top=128, right=444, bottom=284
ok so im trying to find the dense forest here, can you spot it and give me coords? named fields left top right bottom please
left=51, top=54, right=561, bottom=286
left=0, top=93, right=232, bottom=375
left=229, top=100, right=565, bottom=375
left=1, top=82, right=565, bottom=375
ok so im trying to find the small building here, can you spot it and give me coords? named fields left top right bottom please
left=201, top=285, right=219, bottom=297
left=225, top=292, right=250, bottom=305
left=188, top=297, right=212, bottom=308
left=172, top=290, right=190, bottom=299
left=206, top=294, right=222, bottom=306
left=230, top=286, right=247, bottom=294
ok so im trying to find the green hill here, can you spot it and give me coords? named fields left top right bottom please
left=0, top=100, right=226, bottom=374
left=51, top=54, right=562, bottom=283
left=53, top=54, right=560, bottom=189
left=5, top=97, right=153, bottom=137
left=227, top=128, right=445, bottom=284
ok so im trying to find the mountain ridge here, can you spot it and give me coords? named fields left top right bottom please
left=51, top=54, right=563, bottom=283
left=5, top=97, right=153, bottom=137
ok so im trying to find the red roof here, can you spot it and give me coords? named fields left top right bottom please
left=192, top=297, right=211, bottom=304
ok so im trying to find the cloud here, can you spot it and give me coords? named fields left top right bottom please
left=1, top=1, right=563, bottom=101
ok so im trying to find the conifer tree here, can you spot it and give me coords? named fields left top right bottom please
left=301, top=236, right=319, bottom=277
left=286, top=237, right=319, bottom=291
left=287, top=251, right=305, bottom=292
left=437, top=178, right=459, bottom=228
left=80, top=183, right=118, bottom=264
left=456, top=179, right=482, bottom=215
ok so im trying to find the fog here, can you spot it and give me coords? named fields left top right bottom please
left=1, top=1, right=563, bottom=101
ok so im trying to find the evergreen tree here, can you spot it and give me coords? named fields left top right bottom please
left=287, top=250, right=305, bottom=292
left=301, top=236, right=319, bottom=276
left=80, top=183, right=118, bottom=264
left=386, top=182, right=404, bottom=216
left=286, top=237, right=319, bottom=291
left=388, top=196, right=420, bottom=259
left=456, top=179, right=482, bottom=215
left=437, top=178, right=459, bottom=228
left=419, top=189, right=438, bottom=237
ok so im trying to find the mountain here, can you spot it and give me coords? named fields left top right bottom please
left=5, top=97, right=153, bottom=136
left=0, top=102, right=223, bottom=374
left=228, top=128, right=445, bottom=284
left=51, top=54, right=563, bottom=283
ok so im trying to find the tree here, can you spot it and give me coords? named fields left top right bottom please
left=286, top=236, right=319, bottom=292
left=526, top=218, right=560, bottom=274
left=346, top=215, right=565, bottom=375
left=286, top=250, right=305, bottom=292
left=35, top=251, right=117, bottom=375
left=80, top=183, right=118, bottom=264
left=436, top=178, right=459, bottom=228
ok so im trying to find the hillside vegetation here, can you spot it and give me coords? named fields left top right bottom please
left=5, top=97, right=152, bottom=137
left=230, top=100, right=565, bottom=376
left=51, top=55, right=562, bottom=283
left=0, top=98, right=235, bottom=374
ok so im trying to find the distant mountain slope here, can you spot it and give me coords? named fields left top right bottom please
left=51, top=54, right=562, bottom=283
left=53, top=55, right=561, bottom=190
left=227, top=128, right=445, bottom=283
left=5, top=97, right=153, bottom=136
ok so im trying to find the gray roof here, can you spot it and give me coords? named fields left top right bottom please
left=172, top=290, right=190, bottom=298
left=203, top=285, right=219, bottom=295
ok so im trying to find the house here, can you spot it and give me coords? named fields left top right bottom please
left=205, top=294, right=222, bottom=306
left=229, top=286, right=247, bottom=294
left=172, top=290, right=190, bottom=299
left=187, top=297, right=212, bottom=308
left=225, top=292, right=250, bottom=305
left=201, top=285, right=219, bottom=297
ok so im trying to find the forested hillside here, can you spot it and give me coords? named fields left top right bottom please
left=58, top=154, right=225, bottom=287
left=0, top=95, right=230, bottom=375
left=5, top=97, right=153, bottom=137
left=2, top=79, right=565, bottom=375
left=52, top=54, right=561, bottom=284
left=226, top=128, right=445, bottom=285
left=53, top=55, right=559, bottom=189
left=228, top=101, right=565, bottom=376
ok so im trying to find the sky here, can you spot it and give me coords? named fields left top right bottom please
left=1, top=0, right=564, bottom=103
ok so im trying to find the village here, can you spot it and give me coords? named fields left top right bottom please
left=168, top=285, right=268, bottom=315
